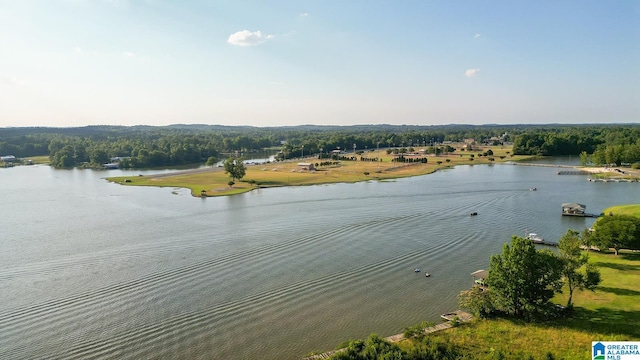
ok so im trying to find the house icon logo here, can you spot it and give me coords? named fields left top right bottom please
left=593, top=342, right=605, bottom=360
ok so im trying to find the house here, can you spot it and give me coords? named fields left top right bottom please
left=297, top=162, right=315, bottom=171
left=562, top=203, right=586, bottom=215
left=1, top=155, right=16, bottom=162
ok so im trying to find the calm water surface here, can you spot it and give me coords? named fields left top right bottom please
left=1, top=163, right=638, bottom=359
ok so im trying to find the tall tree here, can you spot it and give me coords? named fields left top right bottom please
left=488, top=236, right=563, bottom=318
left=557, top=230, right=601, bottom=307
left=591, top=215, right=640, bottom=255
left=223, top=157, right=246, bottom=182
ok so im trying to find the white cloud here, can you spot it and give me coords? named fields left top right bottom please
left=123, top=52, right=135, bottom=58
left=74, top=46, right=83, bottom=53
left=227, top=30, right=274, bottom=46
left=299, top=12, right=309, bottom=18
left=465, top=68, right=480, bottom=77
left=474, top=33, right=481, bottom=39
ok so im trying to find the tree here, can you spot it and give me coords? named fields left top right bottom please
left=579, top=151, right=590, bottom=166
left=591, top=215, right=640, bottom=255
left=205, top=156, right=217, bottom=167
left=458, top=286, right=495, bottom=318
left=487, top=236, right=563, bottom=318
left=223, top=157, right=246, bottom=181
left=557, top=229, right=601, bottom=307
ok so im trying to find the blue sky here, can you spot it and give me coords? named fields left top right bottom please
left=0, top=0, right=638, bottom=127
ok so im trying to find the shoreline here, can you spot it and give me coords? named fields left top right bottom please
left=106, top=151, right=640, bottom=198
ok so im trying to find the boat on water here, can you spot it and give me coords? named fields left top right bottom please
left=425, top=273, right=431, bottom=277
left=526, top=233, right=544, bottom=242
left=414, top=268, right=421, bottom=273
left=530, top=187, right=537, bottom=191
left=470, top=212, right=478, bottom=216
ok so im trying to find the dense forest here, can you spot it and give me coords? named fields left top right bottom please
left=0, top=124, right=638, bottom=168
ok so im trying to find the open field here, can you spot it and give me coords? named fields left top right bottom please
left=602, top=204, right=640, bottom=217
left=107, top=146, right=530, bottom=196
left=391, top=251, right=640, bottom=360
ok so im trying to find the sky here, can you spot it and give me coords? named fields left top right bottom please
left=0, top=0, right=638, bottom=128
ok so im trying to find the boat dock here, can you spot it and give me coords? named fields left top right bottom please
left=561, top=212, right=600, bottom=218
left=531, top=239, right=558, bottom=247
left=302, top=311, right=473, bottom=359
left=557, top=170, right=589, bottom=175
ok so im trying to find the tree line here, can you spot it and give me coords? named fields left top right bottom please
left=1, top=124, right=639, bottom=168
left=512, top=125, right=640, bottom=164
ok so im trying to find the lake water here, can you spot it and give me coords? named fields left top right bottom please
left=1, top=163, right=638, bottom=359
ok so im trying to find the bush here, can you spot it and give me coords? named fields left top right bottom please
left=363, top=172, right=369, bottom=175
left=632, top=163, right=640, bottom=169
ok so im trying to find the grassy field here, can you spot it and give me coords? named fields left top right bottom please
left=107, top=146, right=529, bottom=196
left=602, top=204, right=640, bottom=217
left=396, top=251, right=640, bottom=359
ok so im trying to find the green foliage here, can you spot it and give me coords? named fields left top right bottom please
left=205, top=156, right=217, bottom=167
left=592, top=215, right=640, bottom=255
left=557, top=230, right=602, bottom=307
left=329, top=334, right=459, bottom=360
left=458, top=286, right=495, bottom=318
left=403, top=321, right=435, bottom=339
left=579, top=151, right=590, bottom=166
left=487, top=236, right=563, bottom=318
left=224, top=157, right=246, bottom=181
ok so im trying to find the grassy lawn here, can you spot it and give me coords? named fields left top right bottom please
left=405, top=251, right=640, bottom=359
left=602, top=204, right=640, bottom=217
left=107, top=146, right=529, bottom=197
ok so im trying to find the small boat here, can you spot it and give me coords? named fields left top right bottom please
left=526, top=233, right=544, bottom=242
left=470, top=212, right=478, bottom=216
left=530, top=187, right=537, bottom=191
left=414, top=268, right=421, bottom=273
left=425, top=273, right=431, bottom=277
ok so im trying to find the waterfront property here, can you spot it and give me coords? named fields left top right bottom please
left=562, top=202, right=586, bottom=216
left=562, top=202, right=601, bottom=217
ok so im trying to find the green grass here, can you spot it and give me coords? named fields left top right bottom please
left=602, top=204, right=640, bottom=217
left=402, top=251, right=640, bottom=359
left=107, top=146, right=532, bottom=197
left=25, top=156, right=50, bottom=164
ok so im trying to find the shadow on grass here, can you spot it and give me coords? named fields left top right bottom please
left=618, top=252, right=640, bottom=261
left=596, top=286, right=640, bottom=297
left=597, top=262, right=640, bottom=271
left=557, top=307, right=640, bottom=339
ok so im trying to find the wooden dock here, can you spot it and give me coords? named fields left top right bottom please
left=302, top=311, right=473, bottom=360
left=557, top=170, right=590, bottom=175
left=531, top=239, right=558, bottom=247
left=562, top=213, right=600, bottom=218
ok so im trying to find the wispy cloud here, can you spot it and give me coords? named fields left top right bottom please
left=74, top=46, right=83, bottom=54
left=227, top=30, right=274, bottom=46
left=465, top=68, right=480, bottom=77
left=299, top=12, right=309, bottom=19
left=123, top=52, right=135, bottom=58
left=474, top=33, right=481, bottom=39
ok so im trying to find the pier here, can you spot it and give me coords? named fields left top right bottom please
left=302, top=311, right=473, bottom=360
left=557, top=170, right=590, bottom=175
left=531, top=239, right=558, bottom=247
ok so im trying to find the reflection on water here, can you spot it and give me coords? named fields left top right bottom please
left=0, top=164, right=637, bottom=359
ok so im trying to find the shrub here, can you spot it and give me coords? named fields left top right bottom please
left=363, top=172, right=369, bottom=175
